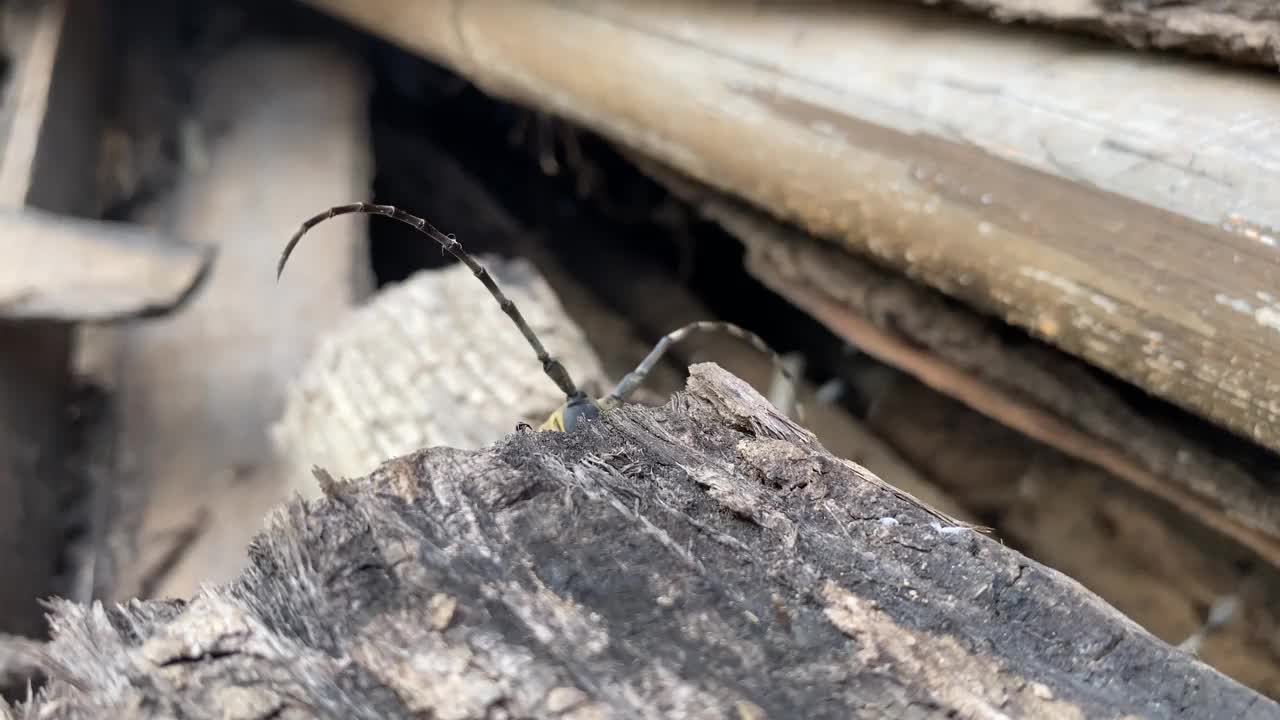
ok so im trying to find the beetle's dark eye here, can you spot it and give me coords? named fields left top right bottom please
left=562, top=397, right=601, bottom=432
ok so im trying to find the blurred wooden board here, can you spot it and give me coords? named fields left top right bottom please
left=0, top=206, right=212, bottom=321
left=103, top=41, right=375, bottom=602
left=305, top=0, right=1280, bottom=456
left=0, top=0, right=105, bottom=638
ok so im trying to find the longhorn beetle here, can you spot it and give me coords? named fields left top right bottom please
left=277, top=202, right=800, bottom=432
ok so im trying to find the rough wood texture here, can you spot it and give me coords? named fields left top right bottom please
left=3, top=364, right=1273, bottom=719
left=638, top=160, right=1280, bottom=561
left=304, top=0, right=1280, bottom=455
left=102, top=40, right=374, bottom=602
left=925, top=0, right=1280, bottom=69
left=866, top=375, right=1280, bottom=699
left=0, top=206, right=212, bottom=320
left=0, top=0, right=105, bottom=638
left=272, top=258, right=610, bottom=497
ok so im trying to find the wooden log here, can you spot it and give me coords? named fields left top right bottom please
left=864, top=374, right=1280, bottom=699
left=3, top=364, right=1274, bottom=718
left=925, top=0, right=1280, bottom=69
left=0, top=0, right=106, bottom=639
left=0, top=206, right=212, bottom=321
left=303, top=0, right=1280, bottom=456
left=101, top=40, right=375, bottom=603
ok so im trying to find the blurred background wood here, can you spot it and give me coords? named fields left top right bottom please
left=0, top=207, right=212, bottom=321
left=95, top=39, right=376, bottom=602
left=0, top=0, right=106, bottom=640
left=304, top=0, right=1280, bottom=459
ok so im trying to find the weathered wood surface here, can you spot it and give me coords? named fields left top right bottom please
left=926, top=0, right=1280, bottom=69
left=0, top=0, right=105, bottom=639
left=3, top=364, right=1274, bottom=719
left=304, top=0, right=1280, bottom=455
left=638, top=159, right=1280, bottom=563
left=0, top=206, right=212, bottom=320
left=98, top=40, right=375, bottom=603
left=865, top=374, right=1280, bottom=699
left=272, top=258, right=611, bottom=498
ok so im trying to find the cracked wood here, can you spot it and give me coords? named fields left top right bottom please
left=5, top=365, right=1273, bottom=719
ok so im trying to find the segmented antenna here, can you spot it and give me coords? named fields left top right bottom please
left=604, top=320, right=804, bottom=419
left=277, top=202, right=583, bottom=401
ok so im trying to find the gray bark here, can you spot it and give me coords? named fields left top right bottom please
left=925, top=0, right=1280, bottom=69
left=4, top=364, right=1273, bottom=719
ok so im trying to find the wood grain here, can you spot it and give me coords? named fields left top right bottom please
left=304, top=0, right=1280, bottom=455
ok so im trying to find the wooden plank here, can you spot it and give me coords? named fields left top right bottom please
left=0, top=206, right=212, bottom=321
left=304, top=0, right=1280, bottom=455
left=104, top=41, right=374, bottom=602
left=6, top=364, right=1276, bottom=718
left=0, top=0, right=105, bottom=639
left=926, top=0, right=1280, bottom=69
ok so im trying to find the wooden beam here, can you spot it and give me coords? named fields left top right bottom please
left=304, top=0, right=1280, bottom=455
left=0, top=206, right=212, bottom=321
